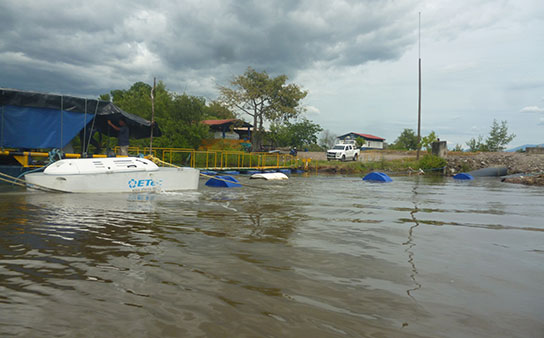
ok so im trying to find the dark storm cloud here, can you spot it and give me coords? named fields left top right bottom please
left=0, top=0, right=418, bottom=97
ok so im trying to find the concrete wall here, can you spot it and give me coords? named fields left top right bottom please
left=361, top=140, right=384, bottom=149
left=431, top=140, right=448, bottom=158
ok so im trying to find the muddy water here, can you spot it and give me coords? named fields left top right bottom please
left=0, top=175, right=542, bottom=337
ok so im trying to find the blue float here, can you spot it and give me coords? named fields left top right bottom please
left=453, top=173, right=474, bottom=180
left=244, top=170, right=262, bottom=175
left=205, top=175, right=242, bottom=188
left=223, top=170, right=240, bottom=175
left=201, top=170, right=218, bottom=176
left=363, top=172, right=393, bottom=183
left=278, top=169, right=291, bottom=175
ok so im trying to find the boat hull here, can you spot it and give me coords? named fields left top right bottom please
left=25, top=167, right=199, bottom=193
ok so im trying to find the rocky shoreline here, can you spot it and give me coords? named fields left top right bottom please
left=445, top=152, right=544, bottom=175
left=445, top=152, right=544, bottom=186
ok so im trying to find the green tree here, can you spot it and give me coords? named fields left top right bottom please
left=159, top=93, right=209, bottom=149
left=204, top=100, right=237, bottom=120
left=219, top=67, right=307, bottom=150
left=110, top=82, right=157, bottom=120
left=486, top=119, right=516, bottom=151
left=99, top=93, right=110, bottom=102
left=466, top=119, right=515, bottom=152
left=355, top=137, right=365, bottom=149
left=466, top=135, right=487, bottom=152
left=105, top=82, right=209, bottom=149
left=268, top=118, right=322, bottom=148
left=319, top=130, right=337, bottom=149
left=391, top=129, right=419, bottom=150
left=452, top=144, right=464, bottom=152
left=420, top=131, right=438, bottom=152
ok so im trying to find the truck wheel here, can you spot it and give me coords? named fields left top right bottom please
left=341, top=155, right=346, bottom=162
left=353, top=154, right=358, bottom=161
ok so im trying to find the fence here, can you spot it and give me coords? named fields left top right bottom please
left=117, top=147, right=299, bottom=170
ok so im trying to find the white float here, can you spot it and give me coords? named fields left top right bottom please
left=250, top=172, right=289, bottom=180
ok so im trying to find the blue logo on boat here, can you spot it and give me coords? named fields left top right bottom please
left=128, top=179, right=137, bottom=188
left=128, top=178, right=161, bottom=189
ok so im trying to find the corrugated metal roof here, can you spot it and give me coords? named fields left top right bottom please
left=202, top=119, right=238, bottom=126
left=339, top=132, right=385, bottom=141
left=201, top=119, right=253, bottom=128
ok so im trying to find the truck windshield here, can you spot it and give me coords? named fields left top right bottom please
left=333, top=146, right=345, bottom=150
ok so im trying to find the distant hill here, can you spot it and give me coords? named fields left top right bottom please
left=506, top=144, right=544, bottom=152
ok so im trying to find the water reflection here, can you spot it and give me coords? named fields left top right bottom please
left=403, top=179, right=422, bottom=300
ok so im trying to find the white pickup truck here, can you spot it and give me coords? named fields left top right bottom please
left=326, top=143, right=360, bottom=161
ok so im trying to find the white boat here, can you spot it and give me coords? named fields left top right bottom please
left=24, top=157, right=199, bottom=193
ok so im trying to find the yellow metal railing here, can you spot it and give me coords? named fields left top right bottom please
left=110, top=147, right=299, bottom=170
left=0, top=150, right=108, bottom=167
left=1, top=147, right=299, bottom=170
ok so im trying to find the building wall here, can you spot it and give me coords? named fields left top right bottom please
left=339, top=133, right=384, bottom=149
left=211, top=131, right=240, bottom=140
left=361, top=140, right=384, bottom=149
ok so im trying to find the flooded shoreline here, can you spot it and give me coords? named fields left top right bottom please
left=1, top=175, right=543, bottom=337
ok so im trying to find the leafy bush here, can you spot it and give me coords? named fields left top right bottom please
left=418, top=154, right=446, bottom=170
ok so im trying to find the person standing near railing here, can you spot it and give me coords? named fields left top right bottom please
left=107, top=119, right=130, bottom=156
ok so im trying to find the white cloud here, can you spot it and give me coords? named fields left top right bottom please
left=305, top=105, right=320, bottom=116
left=520, top=106, right=544, bottom=113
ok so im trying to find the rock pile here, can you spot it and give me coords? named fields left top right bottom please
left=502, top=174, right=544, bottom=186
left=446, top=152, right=544, bottom=175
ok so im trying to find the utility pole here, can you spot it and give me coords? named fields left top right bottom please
left=416, top=12, right=422, bottom=160
left=150, top=77, right=156, bottom=155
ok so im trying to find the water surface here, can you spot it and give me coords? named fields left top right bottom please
left=0, top=175, right=543, bottom=337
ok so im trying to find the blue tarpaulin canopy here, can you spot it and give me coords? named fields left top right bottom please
left=2, top=105, right=93, bottom=149
left=1, top=88, right=161, bottom=150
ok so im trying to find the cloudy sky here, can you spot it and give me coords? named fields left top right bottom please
left=1, top=0, right=543, bottom=148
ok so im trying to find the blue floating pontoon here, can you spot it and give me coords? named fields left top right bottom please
left=245, top=170, right=262, bottom=175
left=278, top=169, right=291, bottom=175
left=223, top=170, right=240, bottom=175
left=453, top=173, right=474, bottom=180
left=201, top=170, right=218, bottom=176
left=205, top=175, right=241, bottom=188
left=363, top=172, right=392, bottom=183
